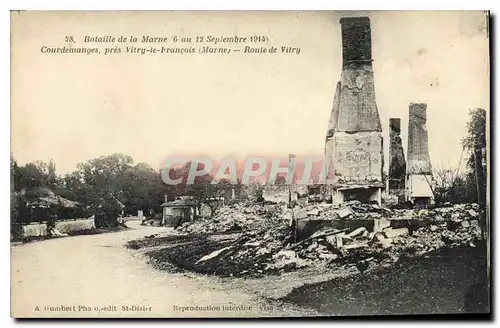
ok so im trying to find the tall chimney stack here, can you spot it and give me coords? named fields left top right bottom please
left=325, top=16, right=384, bottom=206
left=389, top=118, right=406, bottom=191
left=326, top=17, right=381, bottom=134
left=406, top=103, right=434, bottom=204
left=407, top=103, right=432, bottom=175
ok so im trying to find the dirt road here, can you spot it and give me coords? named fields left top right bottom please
left=11, top=221, right=314, bottom=318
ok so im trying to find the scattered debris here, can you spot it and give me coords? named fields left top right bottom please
left=196, top=246, right=233, bottom=264
left=375, top=233, right=393, bottom=249
left=266, top=250, right=310, bottom=271
left=133, top=202, right=484, bottom=278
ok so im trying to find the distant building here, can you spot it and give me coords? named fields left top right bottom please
left=161, top=195, right=226, bottom=227
left=161, top=196, right=197, bottom=227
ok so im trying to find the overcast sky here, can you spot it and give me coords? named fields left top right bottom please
left=11, top=11, right=489, bottom=174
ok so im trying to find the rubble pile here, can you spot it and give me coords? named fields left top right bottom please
left=190, top=223, right=296, bottom=276
left=392, top=203, right=481, bottom=221
left=161, top=202, right=484, bottom=277
left=306, top=201, right=393, bottom=220
left=294, top=214, right=481, bottom=266
left=176, top=202, right=287, bottom=234
left=299, top=201, right=481, bottom=222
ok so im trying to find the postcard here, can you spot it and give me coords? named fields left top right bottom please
left=10, top=10, right=490, bottom=318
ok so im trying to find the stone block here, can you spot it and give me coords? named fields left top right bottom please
left=307, top=208, right=320, bottom=216
left=337, top=207, right=353, bottom=219
left=375, top=233, right=394, bottom=249
left=343, top=241, right=369, bottom=250
left=336, top=234, right=344, bottom=248
left=373, top=218, right=391, bottom=232
left=348, top=227, right=368, bottom=238
left=468, top=209, right=479, bottom=218
left=383, top=227, right=409, bottom=238
left=294, top=209, right=307, bottom=220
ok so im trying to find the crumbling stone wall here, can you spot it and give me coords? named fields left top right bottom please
left=20, top=218, right=96, bottom=238
left=262, top=184, right=289, bottom=203
left=262, top=154, right=303, bottom=204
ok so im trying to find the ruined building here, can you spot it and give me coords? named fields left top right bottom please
left=325, top=17, right=384, bottom=205
left=406, top=103, right=434, bottom=204
left=388, top=118, right=406, bottom=201
left=262, top=154, right=306, bottom=204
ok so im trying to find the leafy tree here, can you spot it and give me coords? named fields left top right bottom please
left=462, top=108, right=487, bottom=239
left=46, top=159, right=58, bottom=190
left=462, top=108, right=487, bottom=207
left=91, top=193, right=124, bottom=228
left=11, top=158, right=60, bottom=192
left=68, top=154, right=133, bottom=225
left=10, top=155, right=20, bottom=192
left=431, top=167, right=477, bottom=204
left=121, top=163, right=165, bottom=215
left=463, top=108, right=487, bottom=151
left=161, top=161, right=238, bottom=218
left=18, top=162, right=47, bottom=188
